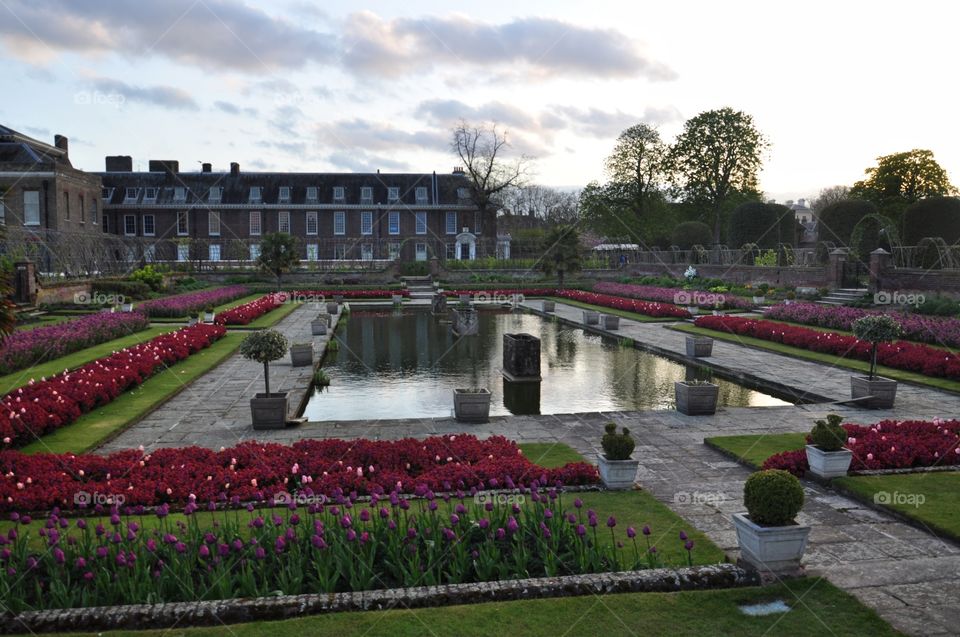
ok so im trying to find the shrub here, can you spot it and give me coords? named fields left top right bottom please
left=903, top=196, right=960, bottom=245
left=728, top=203, right=796, bottom=249
left=817, top=200, right=876, bottom=246
left=671, top=221, right=712, bottom=249
left=809, top=414, right=847, bottom=451
left=128, top=265, right=165, bottom=291
left=91, top=279, right=150, bottom=300
left=240, top=329, right=288, bottom=395
left=400, top=262, right=429, bottom=276
left=743, top=469, right=804, bottom=526
left=915, top=295, right=960, bottom=317
left=601, top=422, right=635, bottom=460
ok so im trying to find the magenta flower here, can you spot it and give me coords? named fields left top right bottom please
left=627, top=526, right=636, bottom=538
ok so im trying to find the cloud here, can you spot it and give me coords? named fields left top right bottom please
left=257, top=140, right=308, bottom=155
left=214, top=100, right=258, bottom=117
left=314, top=119, right=448, bottom=153
left=550, top=105, right=682, bottom=137
left=327, top=149, right=410, bottom=172
left=268, top=105, right=305, bottom=137
left=89, top=78, right=198, bottom=110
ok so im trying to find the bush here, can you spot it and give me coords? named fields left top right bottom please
left=240, top=329, right=289, bottom=364
left=915, top=295, right=960, bottom=317
left=903, top=196, right=960, bottom=245
left=743, top=469, right=804, bottom=526
left=671, top=221, right=712, bottom=249
left=601, top=422, right=635, bottom=460
left=128, top=265, right=164, bottom=291
left=728, top=203, right=796, bottom=249
left=400, top=262, right=429, bottom=276
left=818, top=200, right=876, bottom=246
left=809, top=414, right=847, bottom=451
left=852, top=314, right=901, bottom=344
left=91, top=279, right=151, bottom=301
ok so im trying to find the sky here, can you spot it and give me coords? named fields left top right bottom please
left=1, top=0, right=958, bottom=203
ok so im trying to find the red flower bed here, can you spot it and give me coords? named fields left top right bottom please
left=290, top=289, right=409, bottom=299
left=215, top=293, right=287, bottom=325
left=763, top=418, right=960, bottom=476
left=0, top=324, right=226, bottom=448
left=694, top=315, right=960, bottom=380
left=0, top=435, right=599, bottom=512
left=447, top=289, right=692, bottom=319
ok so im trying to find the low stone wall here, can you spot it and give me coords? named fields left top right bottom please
left=2, top=564, right=756, bottom=634
left=876, top=267, right=960, bottom=296
left=36, top=281, right=90, bottom=305
left=624, top=263, right=829, bottom=288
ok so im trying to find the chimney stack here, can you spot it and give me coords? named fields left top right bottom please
left=202, top=163, right=212, bottom=173
left=54, top=134, right=68, bottom=156
left=453, top=166, right=464, bottom=175
left=148, top=160, right=180, bottom=175
left=230, top=162, right=240, bottom=176
left=105, top=155, right=133, bottom=172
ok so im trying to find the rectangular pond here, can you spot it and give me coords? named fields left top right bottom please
left=303, top=309, right=791, bottom=421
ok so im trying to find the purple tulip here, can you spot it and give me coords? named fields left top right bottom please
left=450, top=514, right=460, bottom=526
left=496, top=528, right=506, bottom=541
left=576, top=524, right=586, bottom=537
left=506, top=517, right=520, bottom=534
left=479, top=518, right=490, bottom=529
left=407, top=527, right=418, bottom=539
left=82, top=571, right=94, bottom=581
left=52, top=547, right=65, bottom=564
left=359, top=509, right=370, bottom=522
left=96, top=546, right=108, bottom=559
left=627, top=527, right=636, bottom=538
left=199, top=545, right=211, bottom=558
left=607, top=516, right=616, bottom=528
left=679, top=531, right=688, bottom=541
left=642, top=525, right=651, bottom=536
left=74, top=557, right=87, bottom=568
left=346, top=529, right=358, bottom=542
left=685, top=540, right=695, bottom=551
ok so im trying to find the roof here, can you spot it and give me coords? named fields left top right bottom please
left=0, top=124, right=68, bottom=168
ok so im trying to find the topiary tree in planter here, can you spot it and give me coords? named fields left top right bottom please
left=805, top=413, right=853, bottom=479
left=597, top=423, right=638, bottom=490
left=852, top=315, right=901, bottom=381
left=240, top=330, right=290, bottom=429
left=809, top=414, right=847, bottom=452
left=743, top=469, right=804, bottom=526
left=733, top=469, right=810, bottom=573
left=601, top=423, right=635, bottom=460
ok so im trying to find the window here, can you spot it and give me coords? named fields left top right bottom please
left=79, top=195, right=85, bottom=223
left=23, top=191, right=39, bottom=225
left=209, top=244, right=221, bottom=261
left=306, top=186, right=318, bottom=202
left=445, top=211, right=457, bottom=235
left=208, top=187, right=222, bottom=203
left=143, top=187, right=158, bottom=203
left=0, top=194, right=5, bottom=225
left=124, top=214, right=136, bottom=236
left=415, top=187, right=428, bottom=204
left=415, top=242, right=427, bottom=261
left=63, top=191, right=70, bottom=220
left=306, top=211, right=318, bottom=235
left=388, top=242, right=400, bottom=260
left=278, top=186, right=291, bottom=203
left=278, top=210, right=290, bottom=233
left=360, top=186, right=373, bottom=203
left=457, top=187, right=470, bottom=200
left=361, top=243, right=373, bottom=260
left=208, top=210, right=221, bottom=236
left=173, top=187, right=187, bottom=202
left=249, top=244, right=260, bottom=260
left=446, top=243, right=456, bottom=259
left=333, top=186, right=345, bottom=202
left=249, top=186, right=262, bottom=203
left=144, top=244, right=156, bottom=262
left=387, top=187, right=399, bottom=202
left=360, top=211, right=372, bottom=235
left=102, top=215, right=109, bottom=232
left=388, top=211, right=400, bottom=235
left=249, top=211, right=261, bottom=236
left=177, top=211, right=189, bottom=236
left=334, top=211, right=345, bottom=235
left=177, top=244, right=189, bottom=261
left=123, top=188, right=140, bottom=203
left=334, top=243, right=347, bottom=259
left=101, top=187, right=114, bottom=201
left=415, top=211, right=427, bottom=234
left=90, top=198, right=97, bottom=223
left=306, top=243, right=318, bottom=261
left=143, top=214, right=155, bottom=236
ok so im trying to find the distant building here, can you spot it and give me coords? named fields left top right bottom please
left=788, top=198, right=814, bottom=223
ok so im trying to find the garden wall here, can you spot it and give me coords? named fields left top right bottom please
left=624, top=263, right=830, bottom=288
left=36, top=281, right=90, bottom=305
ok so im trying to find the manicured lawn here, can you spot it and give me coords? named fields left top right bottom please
left=0, top=326, right=175, bottom=395
left=671, top=323, right=960, bottom=393
left=14, top=315, right=73, bottom=331
left=543, top=297, right=678, bottom=323
left=518, top=441, right=588, bottom=468
left=835, top=472, right=960, bottom=542
left=705, top=433, right=807, bottom=469
left=8, top=578, right=901, bottom=637
left=19, top=333, right=245, bottom=455
left=230, top=299, right=302, bottom=329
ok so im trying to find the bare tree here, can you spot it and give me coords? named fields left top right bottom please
left=502, top=185, right=579, bottom=225
left=811, top=185, right=851, bottom=213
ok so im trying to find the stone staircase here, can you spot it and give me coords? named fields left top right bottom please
left=817, top=287, right=869, bottom=306
left=402, top=275, right=435, bottom=303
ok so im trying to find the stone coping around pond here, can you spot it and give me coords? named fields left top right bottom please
left=1, top=564, right=757, bottom=634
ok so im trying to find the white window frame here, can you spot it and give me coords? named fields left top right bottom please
left=306, top=243, right=318, bottom=261
left=387, top=187, right=399, bottom=202
left=306, top=211, right=318, bottom=235
left=361, top=243, right=374, bottom=260
left=415, top=242, right=427, bottom=261
left=123, top=214, right=136, bottom=236
left=334, top=211, right=345, bottom=235
left=306, top=186, right=318, bottom=202
left=23, top=190, right=40, bottom=226
left=249, top=186, right=262, bottom=203
left=249, top=210, right=261, bottom=236
left=278, top=210, right=290, bottom=233
left=249, top=243, right=260, bottom=260
left=123, top=187, right=140, bottom=203
left=177, top=211, right=189, bottom=236
left=360, top=186, right=373, bottom=203
left=208, top=187, right=222, bottom=203
left=91, top=199, right=98, bottom=224
left=177, top=243, right=189, bottom=262
left=415, top=211, right=427, bottom=235
left=333, top=186, right=345, bottom=202
left=388, top=242, right=400, bottom=260
left=334, top=243, right=347, bottom=260
left=278, top=186, right=291, bottom=203
left=209, top=244, right=221, bottom=262
left=143, top=187, right=158, bottom=203
left=142, top=214, right=155, bottom=236
left=415, top=187, right=428, bottom=204
left=360, top=211, right=373, bottom=235
left=172, top=186, right=187, bottom=203
left=445, top=211, right=457, bottom=235
left=208, top=210, right=221, bottom=236
left=388, top=211, right=400, bottom=235
left=101, top=187, right=114, bottom=201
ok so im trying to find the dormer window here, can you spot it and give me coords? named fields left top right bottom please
left=249, top=186, right=262, bottom=203
left=208, top=187, right=222, bottom=203
left=306, top=186, right=318, bottom=202
left=172, top=186, right=187, bottom=202
left=278, top=186, right=291, bottom=203
left=333, top=186, right=345, bottom=202
left=388, top=187, right=399, bottom=202
left=415, top=187, right=428, bottom=204
left=457, top=188, right=470, bottom=200
left=360, top=186, right=373, bottom=203
left=123, top=188, right=140, bottom=203
left=101, top=187, right=114, bottom=201
left=143, top=187, right=158, bottom=202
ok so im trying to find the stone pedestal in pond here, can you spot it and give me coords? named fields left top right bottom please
left=503, top=379, right=540, bottom=414
left=450, top=307, right=479, bottom=336
left=431, top=292, right=447, bottom=315
left=502, top=333, right=541, bottom=382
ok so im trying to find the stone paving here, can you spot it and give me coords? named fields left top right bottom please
left=99, top=301, right=960, bottom=636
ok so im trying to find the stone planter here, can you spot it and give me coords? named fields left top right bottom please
left=392, top=294, right=403, bottom=304
left=187, top=317, right=198, bottom=326
left=326, top=302, right=339, bottom=315
left=732, top=512, right=810, bottom=574
left=600, top=315, right=620, bottom=330
left=289, top=344, right=314, bottom=368
left=674, top=381, right=719, bottom=415
left=310, top=319, right=328, bottom=336
left=250, top=392, right=289, bottom=430
left=204, top=312, right=215, bottom=322
left=597, top=454, right=639, bottom=490
left=685, top=336, right=713, bottom=358
left=453, top=388, right=491, bottom=423
left=805, top=445, right=853, bottom=479
left=459, top=293, right=471, bottom=304
left=850, top=376, right=897, bottom=409
left=121, top=303, right=134, bottom=312
left=785, top=299, right=794, bottom=305
left=333, top=294, right=344, bottom=304
left=582, top=310, right=600, bottom=325
left=687, top=306, right=699, bottom=316
left=502, top=333, right=541, bottom=381
left=752, top=296, right=766, bottom=305
left=541, top=300, right=555, bottom=312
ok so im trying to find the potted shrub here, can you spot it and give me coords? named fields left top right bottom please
left=121, top=300, right=134, bottom=312
left=453, top=387, right=491, bottom=423
left=785, top=290, right=796, bottom=305
left=542, top=300, right=555, bottom=312
left=203, top=305, right=216, bottom=322
left=241, top=330, right=290, bottom=429
left=597, top=423, right=638, bottom=490
left=600, top=314, right=620, bottom=330
left=582, top=310, right=600, bottom=325
left=850, top=315, right=901, bottom=408
left=674, top=379, right=719, bottom=415
left=289, top=342, right=314, bottom=367
left=805, top=414, right=852, bottom=479
left=751, top=283, right=770, bottom=305
left=733, top=469, right=810, bottom=573
left=685, top=335, right=713, bottom=357
left=686, top=305, right=699, bottom=316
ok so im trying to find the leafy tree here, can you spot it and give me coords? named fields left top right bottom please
left=671, top=221, right=712, bottom=249
left=0, top=225, right=16, bottom=343
left=540, top=225, right=582, bottom=287
left=811, top=185, right=850, bottom=213
left=257, top=232, right=300, bottom=289
left=668, top=108, right=768, bottom=243
left=604, top=123, right=669, bottom=223
left=850, top=149, right=955, bottom=216
left=902, top=196, right=960, bottom=245
left=817, top=199, right=877, bottom=247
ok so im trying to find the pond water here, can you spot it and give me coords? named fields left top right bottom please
left=302, top=309, right=791, bottom=421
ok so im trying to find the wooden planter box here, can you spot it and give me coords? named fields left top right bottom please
left=250, top=393, right=289, bottom=430
left=685, top=336, right=713, bottom=358
left=541, top=300, right=555, bottom=312
left=453, top=388, right=491, bottom=423
left=850, top=376, right=897, bottom=409
left=582, top=310, right=600, bottom=325
left=674, top=381, right=719, bottom=415
left=289, top=344, right=314, bottom=367
left=310, top=320, right=328, bottom=336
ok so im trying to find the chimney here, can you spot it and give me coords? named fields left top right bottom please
left=453, top=166, right=464, bottom=175
left=148, top=160, right=179, bottom=175
left=54, top=134, right=68, bottom=156
left=230, top=162, right=240, bottom=176
left=202, top=163, right=212, bottom=173
left=105, top=155, right=133, bottom=172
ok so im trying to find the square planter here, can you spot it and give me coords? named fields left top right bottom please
left=850, top=376, right=897, bottom=409
left=685, top=336, right=713, bottom=358
left=310, top=320, right=328, bottom=336
left=203, top=312, right=215, bottom=322
left=674, top=381, right=719, bottom=415
left=598, top=454, right=639, bottom=490
left=326, top=302, right=339, bottom=314
left=582, top=310, right=600, bottom=325
left=453, top=388, right=491, bottom=423
left=805, top=445, right=853, bottom=479
left=732, top=512, right=810, bottom=573
left=289, top=344, right=314, bottom=367
left=687, top=306, right=699, bottom=316
left=541, top=300, right=555, bottom=312
left=752, top=296, right=766, bottom=305
left=121, top=303, right=134, bottom=313
left=333, top=294, right=344, bottom=304
left=250, top=392, right=289, bottom=430
left=600, top=315, right=620, bottom=330
left=392, top=294, right=403, bottom=304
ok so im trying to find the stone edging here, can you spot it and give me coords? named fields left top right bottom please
left=2, top=564, right=757, bottom=634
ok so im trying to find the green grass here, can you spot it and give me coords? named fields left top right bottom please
left=518, top=442, right=587, bottom=468
left=6, top=578, right=900, bottom=637
left=671, top=323, right=960, bottom=393
left=835, top=472, right=960, bottom=542
left=544, top=297, right=677, bottom=323
left=705, top=433, right=807, bottom=469
left=231, top=300, right=302, bottom=329
left=19, top=333, right=245, bottom=455
left=14, top=315, right=73, bottom=331
left=0, top=326, right=176, bottom=395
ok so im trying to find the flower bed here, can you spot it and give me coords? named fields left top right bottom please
left=290, top=289, right=410, bottom=299
left=215, top=293, right=288, bottom=325
left=0, top=435, right=597, bottom=512
left=594, top=282, right=754, bottom=310
left=138, top=286, right=249, bottom=318
left=764, top=418, right=960, bottom=476
left=764, top=302, right=960, bottom=349
left=446, top=289, right=692, bottom=319
left=0, top=312, right=150, bottom=375
left=0, top=479, right=696, bottom=612
left=0, top=324, right=226, bottom=448
left=694, top=315, right=960, bottom=380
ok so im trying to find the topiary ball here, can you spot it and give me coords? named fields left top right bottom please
left=743, top=469, right=804, bottom=526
